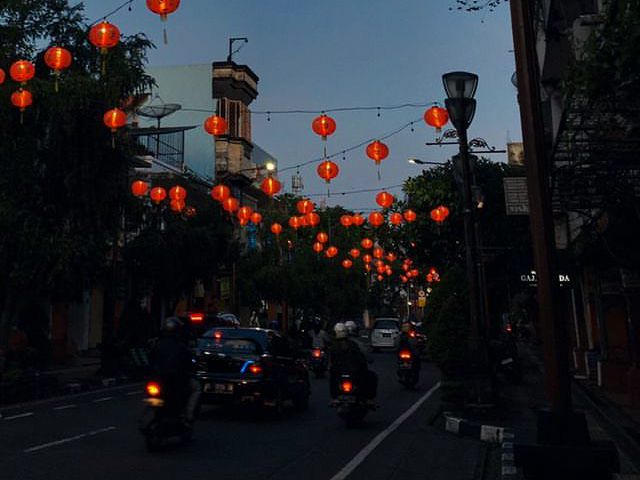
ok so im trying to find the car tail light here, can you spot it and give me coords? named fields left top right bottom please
left=146, top=382, right=161, bottom=397
left=505, top=324, right=513, bottom=333
left=249, top=363, right=263, bottom=375
left=214, top=330, right=223, bottom=340
left=340, top=380, right=353, bottom=393
left=312, top=349, right=322, bottom=358
left=190, top=312, right=204, bottom=323
left=399, top=350, right=412, bottom=360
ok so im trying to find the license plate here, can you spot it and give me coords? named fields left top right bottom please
left=144, top=398, right=165, bottom=407
left=204, top=383, right=234, bottom=394
left=383, top=333, right=391, bottom=338
left=501, top=358, right=514, bottom=365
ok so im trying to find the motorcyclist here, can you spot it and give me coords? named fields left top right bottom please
left=398, top=322, right=421, bottom=372
left=149, top=317, right=201, bottom=426
left=308, top=317, right=331, bottom=350
left=329, top=322, right=377, bottom=404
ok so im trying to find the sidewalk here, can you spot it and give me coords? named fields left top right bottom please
left=440, top=342, right=640, bottom=479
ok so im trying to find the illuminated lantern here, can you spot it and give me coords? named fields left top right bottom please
left=402, top=263, right=410, bottom=272
left=170, top=198, right=185, bottom=212
left=271, top=223, right=283, bottom=235
left=211, top=184, right=230, bottom=202
left=250, top=212, right=262, bottom=224
left=184, top=206, right=196, bottom=217
left=89, top=21, right=120, bottom=54
left=368, top=211, right=385, bottom=227
left=375, top=260, right=384, bottom=268
left=403, top=209, right=417, bottom=223
left=11, top=89, right=32, bottom=112
left=317, top=160, right=339, bottom=184
left=238, top=206, right=253, bottom=221
left=429, top=267, right=438, bottom=275
left=317, top=232, right=329, bottom=244
left=204, top=114, right=227, bottom=136
left=410, top=269, right=419, bottom=278
left=373, top=247, right=384, bottom=259
left=306, top=212, right=321, bottom=227
left=150, top=186, right=167, bottom=204
left=390, top=212, right=403, bottom=226
left=340, top=215, right=353, bottom=227
left=103, top=108, right=127, bottom=132
left=426, top=273, right=434, bottom=283
left=222, top=197, right=240, bottom=212
left=349, top=249, right=361, bottom=259
left=44, top=47, right=72, bottom=91
left=385, top=268, right=393, bottom=276
left=386, top=253, right=397, bottom=262
left=430, top=205, right=450, bottom=224
left=147, top=0, right=181, bottom=41
left=289, top=216, right=302, bottom=230
left=239, top=218, right=249, bottom=226
left=0, top=68, right=5, bottom=85
left=299, top=215, right=308, bottom=228
left=313, top=242, right=324, bottom=253
left=297, top=199, right=315, bottom=215
left=401, top=275, right=408, bottom=283
left=131, top=180, right=149, bottom=197
left=424, top=106, right=449, bottom=133
left=375, top=191, right=394, bottom=209
left=366, top=140, right=389, bottom=165
left=361, top=238, right=373, bottom=250
left=311, top=114, right=336, bottom=139
left=352, top=214, right=365, bottom=226
left=169, top=185, right=187, bottom=201
left=326, top=246, right=338, bottom=258
left=377, top=275, right=384, bottom=281
left=9, top=60, right=35, bottom=85
left=362, top=254, right=373, bottom=264
left=342, top=259, right=353, bottom=269
left=261, top=176, right=281, bottom=197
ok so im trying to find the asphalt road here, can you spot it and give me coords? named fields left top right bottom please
left=1, top=352, right=442, bottom=480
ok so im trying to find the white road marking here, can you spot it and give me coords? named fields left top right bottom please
left=329, top=381, right=441, bottom=480
left=92, top=396, right=113, bottom=403
left=53, top=404, right=77, bottom=411
left=4, top=412, right=34, bottom=421
left=125, top=390, right=143, bottom=396
left=24, top=426, right=117, bottom=453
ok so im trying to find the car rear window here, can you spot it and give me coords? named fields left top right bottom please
left=198, top=337, right=259, bottom=354
left=374, top=319, right=399, bottom=330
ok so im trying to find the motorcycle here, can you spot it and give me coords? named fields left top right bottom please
left=490, top=333, right=522, bottom=384
left=139, top=379, right=194, bottom=451
left=397, top=349, right=420, bottom=389
left=408, top=330, right=427, bottom=356
left=309, top=347, right=328, bottom=378
left=330, top=373, right=375, bottom=427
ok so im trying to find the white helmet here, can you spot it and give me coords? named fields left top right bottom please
left=334, top=322, right=348, bottom=339
left=345, top=321, right=357, bottom=336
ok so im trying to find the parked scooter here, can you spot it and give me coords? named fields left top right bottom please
left=489, top=331, right=522, bottom=384
left=330, top=374, right=375, bottom=427
left=397, top=349, right=420, bottom=388
left=309, top=347, right=328, bottom=378
left=139, top=380, right=194, bottom=451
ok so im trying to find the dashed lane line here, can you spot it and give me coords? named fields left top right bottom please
left=92, top=396, right=113, bottom=403
left=3, top=412, right=35, bottom=421
left=23, top=426, right=117, bottom=453
left=125, top=390, right=143, bottom=396
left=53, top=404, right=77, bottom=411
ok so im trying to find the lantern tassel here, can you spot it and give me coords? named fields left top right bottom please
left=163, top=26, right=168, bottom=45
left=111, top=134, right=116, bottom=149
left=101, top=56, right=106, bottom=76
left=377, top=165, right=381, bottom=181
left=20, top=111, right=24, bottom=125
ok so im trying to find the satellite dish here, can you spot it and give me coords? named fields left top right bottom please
left=137, top=103, right=182, bottom=120
left=511, top=72, right=518, bottom=88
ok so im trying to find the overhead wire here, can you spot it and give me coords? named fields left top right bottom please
left=89, top=0, right=137, bottom=26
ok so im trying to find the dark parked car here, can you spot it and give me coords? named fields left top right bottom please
left=194, top=328, right=310, bottom=412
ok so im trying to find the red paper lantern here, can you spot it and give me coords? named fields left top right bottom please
left=373, top=247, right=384, bottom=259
left=169, top=185, right=187, bottom=201
left=11, top=89, right=32, bottom=111
left=368, top=211, right=385, bottom=227
left=44, top=47, right=72, bottom=72
left=317, top=232, right=329, bottom=244
left=317, top=160, right=339, bottom=184
left=150, top=186, right=167, bottom=204
left=222, top=197, right=240, bottom=212
left=386, top=253, right=397, bottom=262
left=146, top=0, right=180, bottom=20
left=361, top=238, right=373, bottom=250
left=377, top=275, right=384, bottom=281
left=170, top=198, right=185, bottom=212
left=352, top=214, right=365, bottom=226
left=342, top=259, right=353, bottom=269
left=211, top=184, right=230, bottom=202
left=239, top=218, right=249, bottom=226
left=238, top=206, right=253, bottom=221
left=366, top=140, right=389, bottom=165
left=0, top=68, right=5, bottom=85
left=390, top=212, right=403, bottom=226
left=89, top=21, right=120, bottom=54
left=297, top=199, right=315, bottom=215
left=250, top=212, right=262, bottom=224
left=362, top=254, right=373, bottom=264
left=131, top=180, right=149, bottom=197
left=313, top=242, right=324, bottom=253
left=403, top=209, right=417, bottom=223
left=375, top=191, right=395, bottom=208
left=410, top=269, right=420, bottom=278
left=430, top=205, right=450, bottom=224
left=311, top=114, right=336, bottom=139
left=401, top=275, right=408, bottom=283
left=426, top=273, right=434, bottom=283
left=271, top=223, right=283, bottom=235
left=204, top=114, right=227, bottom=136
left=306, top=212, right=321, bottom=227
left=340, top=215, right=353, bottom=227
left=424, top=106, right=449, bottom=132
left=9, top=60, right=35, bottom=84
left=325, top=246, right=338, bottom=258
left=349, top=249, right=361, bottom=259
left=261, top=176, right=281, bottom=197
left=289, top=216, right=302, bottom=230
left=103, top=108, right=127, bottom=132
left=377, top=265, right=386, bottom=274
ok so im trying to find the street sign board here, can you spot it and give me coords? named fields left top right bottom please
left=418, top=297, right=427, bottom=308
left=503, top=177, right=530, bottom=215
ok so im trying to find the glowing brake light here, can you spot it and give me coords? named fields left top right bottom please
left=505, top=324, right=513, bottom=333
left=146, top=382, right=161, bottom=397
left=214, top=331, right=223, bottom=340
left=312, top=349, right=322, bottom=358
left=190, top=312, right=204, bottom=323
left=340, top=380, right=353, bottom=393
left=409, top=330, right=416, bottom=338
left=399, top=350, right=412, bottom=360
left=249, top=364, right=263, bottom=375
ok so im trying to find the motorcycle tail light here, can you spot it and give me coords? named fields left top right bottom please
left=399, top=350, right=412, bottom=360
left=146, top=382, right=161, bottom=397
left=340, top=380, right=353, bottom=393
left=312, top=349, right=322, bottom=358
left=409, top=331, right=416, bottom=338
left=249, top=363, right=263, bottom=375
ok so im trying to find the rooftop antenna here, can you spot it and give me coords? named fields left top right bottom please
left=228, top=37, right=248, bottom=62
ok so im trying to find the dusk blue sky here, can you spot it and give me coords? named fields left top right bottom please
left=83, top=1, right=521, bottom=210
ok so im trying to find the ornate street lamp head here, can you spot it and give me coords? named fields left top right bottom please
left=442, top=71, right=479, bottom=100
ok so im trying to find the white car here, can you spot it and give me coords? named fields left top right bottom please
left=370, top=318, right=401, bottom=350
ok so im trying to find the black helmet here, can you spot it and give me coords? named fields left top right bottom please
left=162, top=316, right=183, bottom=335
